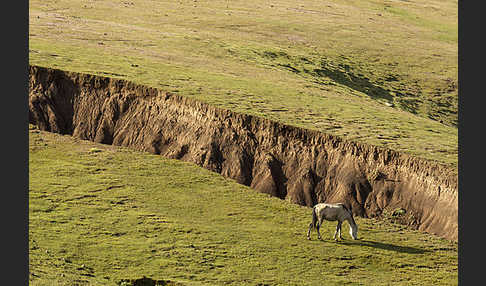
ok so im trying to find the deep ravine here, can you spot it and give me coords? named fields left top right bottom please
left=29, top=65, right=458, bottom=241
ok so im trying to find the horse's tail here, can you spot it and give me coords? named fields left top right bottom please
left=311, top=206, right=318, bottom=229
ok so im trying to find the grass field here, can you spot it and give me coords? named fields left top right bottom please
left=29, top=127, right=457, bottom=285
left=29, top=0, right=458, bottom=167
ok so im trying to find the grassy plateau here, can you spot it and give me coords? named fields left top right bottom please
left=29, top=0, right=458, bottom=167
left=29, top=0, right=458, bottom=284
left=29, top=127, right=457, bottom=285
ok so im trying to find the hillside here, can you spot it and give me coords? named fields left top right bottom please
left=28, top=1, right=459, bottom=283
left=29, top=127, right=458, bottom=285
left=29, top=0, right=458, bottom=167
left=28, top=65, right=458, bottom=240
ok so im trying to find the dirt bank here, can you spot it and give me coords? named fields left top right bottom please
left=28, top=65, right=458, bottom=241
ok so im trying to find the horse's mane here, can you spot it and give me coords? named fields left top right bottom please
left=346, top=203, right=353, bottom=214
left=340, top=203, right=351, bottom=214
left=342, top=203, right=356, bottom=226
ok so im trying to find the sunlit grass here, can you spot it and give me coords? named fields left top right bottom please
left=29, top=128, right=458, bottom=285
left=29, top=0, right=458, bottom=168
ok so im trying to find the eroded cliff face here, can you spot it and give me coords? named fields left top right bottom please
left=28, top=65, right=458, bottom=241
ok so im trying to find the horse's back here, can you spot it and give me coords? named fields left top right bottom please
left=314, top=203, right=348, bottom=221
left=315, top=202, right=344, bottom=210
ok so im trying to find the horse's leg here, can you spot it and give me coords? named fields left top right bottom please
left=317, top=217, right=324, bottom=240
left=307, top=222, right=313, bottom=240
left=338, top=221, right=343, bottom=240
left=334, top=221, right=342, bottom=241
left=316, top=222, right=322, bottom=240
left=339, top=221, right=344, bottom=240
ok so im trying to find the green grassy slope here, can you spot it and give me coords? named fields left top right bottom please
left=29, top=0, right=458, bottom=167
left=29, top=127, right=457, bottom=285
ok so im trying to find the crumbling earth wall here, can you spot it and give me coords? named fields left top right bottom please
left=29, top=65, right=458, bottom=241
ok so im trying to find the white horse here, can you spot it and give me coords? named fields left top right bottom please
left=307, top=203, right=358, bottom=241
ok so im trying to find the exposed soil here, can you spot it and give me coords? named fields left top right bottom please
left=28, top=65, right=458, bottom=241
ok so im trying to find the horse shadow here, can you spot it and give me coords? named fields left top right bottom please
left=339, top=239, right=429, bottom=254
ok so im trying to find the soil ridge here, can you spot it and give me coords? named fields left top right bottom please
left=28, top=65, right=458, bottom=241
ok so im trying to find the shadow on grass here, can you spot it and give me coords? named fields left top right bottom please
left=313, top=64, right=397, bottom=102
left=340, top=239, right=429, bottom=254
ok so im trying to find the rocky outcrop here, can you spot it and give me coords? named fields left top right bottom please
left=28, top=65, right=458, bottom=241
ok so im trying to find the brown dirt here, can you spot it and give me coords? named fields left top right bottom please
left=29, top=65, right=458, bottom=241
